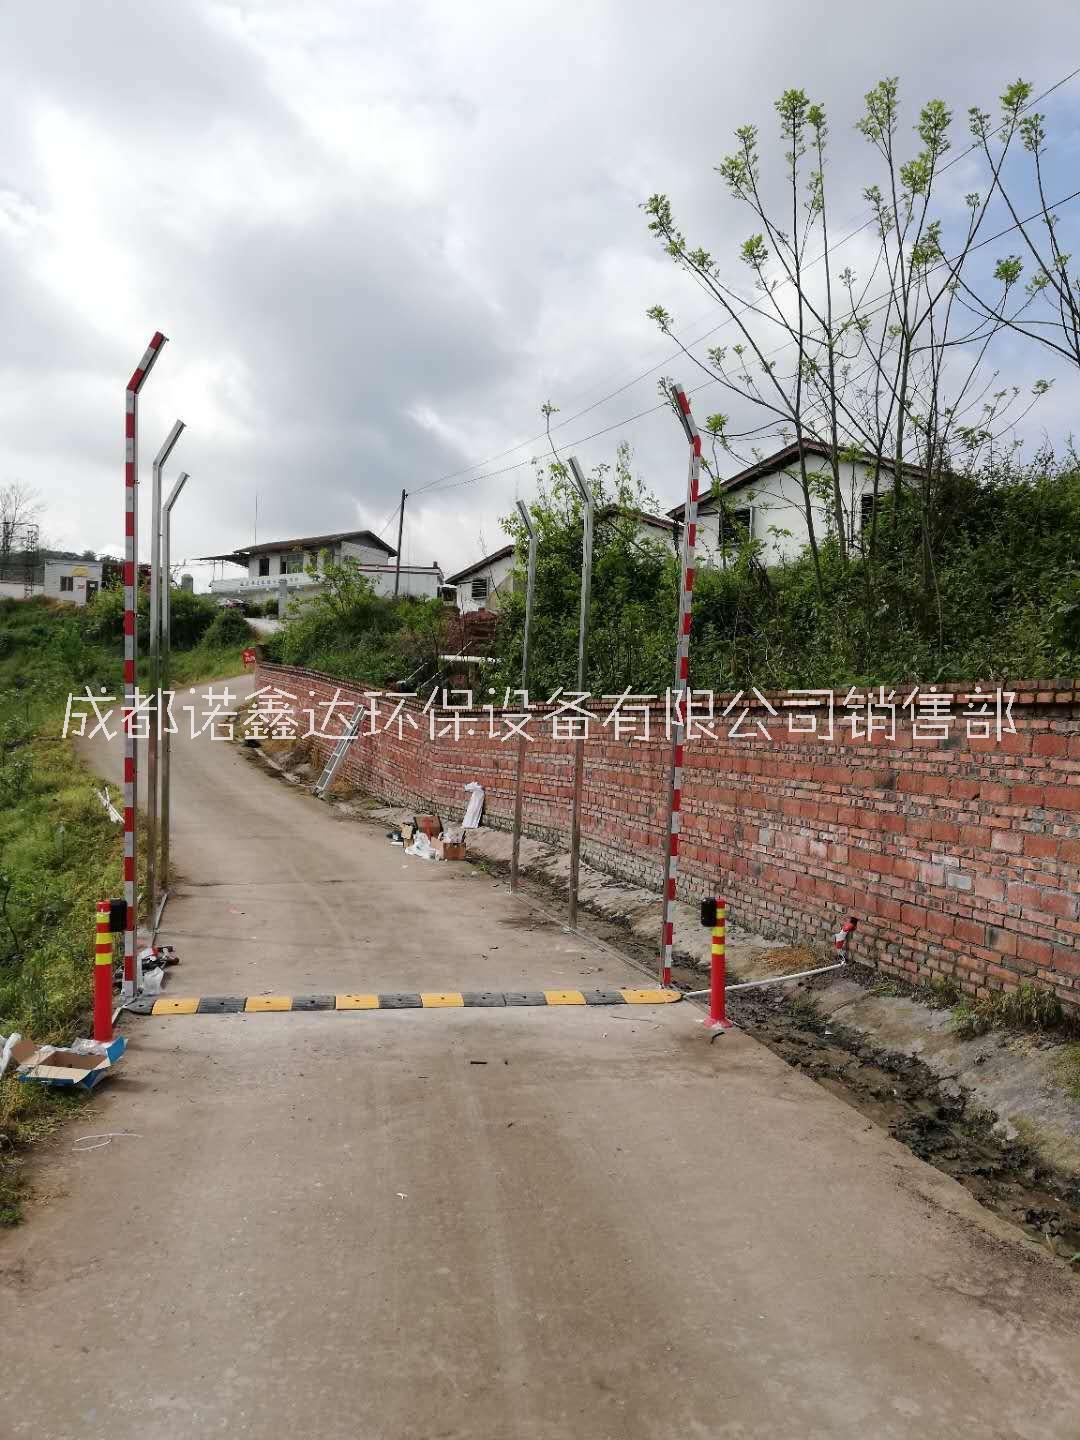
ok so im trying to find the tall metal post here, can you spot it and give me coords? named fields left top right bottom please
left=122, top=332, right=167, bottom=998
left=160, top=469, right=189, bottom=898
left=659, top=382, right=702, bottom=986
left=146, top=419, right=185, bottom=929
left=566, top=456, right=593, bottom=928
left=510, top=500, right=537, bottom=893
left=393, top=488, right=406, bottom=596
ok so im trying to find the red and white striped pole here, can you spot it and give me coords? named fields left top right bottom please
left=659, top=382, right=701, bottom=987
left=94, top=901, right=113, bottom=1043
left=123, top=332, right=167, bottom=997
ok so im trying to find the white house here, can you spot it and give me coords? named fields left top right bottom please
left=44, top=559, right=103, bottom=606
left=201, top=529, right=444, bottom=601
left=668, top=440, right=893, bottom=566
left=445, top=545, right=517, bottom=613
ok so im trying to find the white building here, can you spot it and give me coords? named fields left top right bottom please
left=201, top=529, right=444, bottom=601
left=445, top=545, right=516, bottom=613
left=44, top=559, right=103, bottom=606
left=668, top=440, right=894, bottom=566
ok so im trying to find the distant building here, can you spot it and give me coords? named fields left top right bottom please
left=199, top=529, right=444, bottom=601
left=44, top=559, right=103, bottom=607
left=445, top=545, right=516, bottom=614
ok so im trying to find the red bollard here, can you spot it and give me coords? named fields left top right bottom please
left=94, top=901, right=114, bottom=1043
left=705, top=897, right=734, bottom=1031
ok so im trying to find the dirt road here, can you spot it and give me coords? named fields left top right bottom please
left=3, top=678, right=1078, bottom=1439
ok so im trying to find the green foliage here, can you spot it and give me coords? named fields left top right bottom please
left=0, top=595, right=250, bottom=1217
left=201, top=607, right=253, bottom=649
left=488, top=448, right=1080, bottom=693
left=264, top=559, right=445, bottom=688
left=493, top=445, right=678, bottom=696
left=951, top=982, right=1065, bottom=1039
left=81, top=585, right=218, bottom=651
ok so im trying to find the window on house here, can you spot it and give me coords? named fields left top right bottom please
left=718, top=506, right=753, bottom=544
left=471, top=576, right=489, bottom=601
left=59, top=575, right=74, bottom=592
left=282, top=553, right=304, bottom=574
left=860, top=492, right=877, bottom=532
left=258, top=556, right=270, bottom=576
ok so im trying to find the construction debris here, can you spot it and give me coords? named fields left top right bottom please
left=5, top=1035, right=127, bottom=1090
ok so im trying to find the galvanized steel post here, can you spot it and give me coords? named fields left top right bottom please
left=147, top=420, right=185, bottom=930
left=160, top=469, right=189, bottom=897
left=566, top=456, right=593, bottom=929
left=510, top=499, right=537, bottom=893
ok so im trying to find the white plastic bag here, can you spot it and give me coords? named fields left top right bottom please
left=0, top=1032, right=22, bottom=1078
left=141, top=967, right=165, bottom=995
left=462, top=782, right=485, bottom=829
left=405, top=833, right=436, bottom=861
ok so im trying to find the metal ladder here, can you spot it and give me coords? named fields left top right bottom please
left=313, top=708, right=365, bottom=797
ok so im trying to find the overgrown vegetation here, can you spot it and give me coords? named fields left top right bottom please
left=0, top=591, right=252, bottom=1221
left=951, top=980, right=1066, bottom=1038
left=261, top=558, right=445, bottom=688
left=487, top=445, right=1080, bottom=694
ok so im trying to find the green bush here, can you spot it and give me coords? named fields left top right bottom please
left=200, top=608, right=253, bottom=648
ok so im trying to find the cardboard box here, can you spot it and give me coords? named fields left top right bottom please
left=417, top=814, right=442, bottom=838
left=12, top=1036, right=126, bottom=1090
left=433, top=835, right=466, bottom=861
left=399, top=820, right=415, bottom=842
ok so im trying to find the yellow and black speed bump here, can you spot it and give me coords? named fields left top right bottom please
left=124, top=987, right=682, bottom=1017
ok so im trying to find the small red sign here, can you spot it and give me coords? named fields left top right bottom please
left=242, top=648, right=257, bottom=667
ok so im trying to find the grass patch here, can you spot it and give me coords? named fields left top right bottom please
left=0, top=596, right=249, bottom=1223
left=951, top=981, right=1065, bottom=1039
left=1053, top=1045, right=1080, bottom=1102
left=787, top=994, right=823, bottom=1025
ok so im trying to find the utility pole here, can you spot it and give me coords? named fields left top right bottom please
left=393, top=488, right=406, bottom=596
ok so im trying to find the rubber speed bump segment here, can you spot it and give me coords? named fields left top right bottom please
left=149, top=996, right=199, bottom=1016
left=543, top=989, right=587, bottom=1005
left=245, top=995, right=291, bottom=1012
left=138, top=988, right=682, bottom=1017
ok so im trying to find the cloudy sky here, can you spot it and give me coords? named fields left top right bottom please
left=2, top=0, right=1079, bottom=584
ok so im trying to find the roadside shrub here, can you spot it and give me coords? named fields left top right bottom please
left=200, top=608, right=253, bottom=648
left=167, top=589, right=219, bottom=648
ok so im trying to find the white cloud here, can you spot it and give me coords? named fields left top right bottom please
left=1, top=0, right=1078, bottom=582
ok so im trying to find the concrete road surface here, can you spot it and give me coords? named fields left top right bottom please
left=3, top=677, right=1078, bottom=1439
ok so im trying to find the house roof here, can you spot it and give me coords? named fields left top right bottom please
left=445, top=544, right=516, bottom=586
left=668, top=440, right=833, bottom=519
left=196, top=528, right=397, bottom=565
left=666, top=440, right=935, bottom=519
left=597, top=505, right=676, bottom=533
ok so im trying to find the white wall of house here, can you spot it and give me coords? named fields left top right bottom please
left=362, top=565, right=443, bottom=599
left=695, top=458, right=890, bottom=566
left=43, top=560, right=103, bottom=607
left=456, top=551, right=516, bottom=613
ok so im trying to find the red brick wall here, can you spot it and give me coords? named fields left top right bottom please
left=255, top=663, right=1080, bottom=1006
